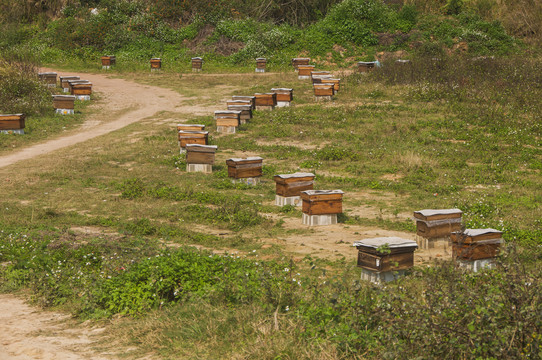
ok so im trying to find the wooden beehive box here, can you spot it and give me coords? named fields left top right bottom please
left=321, top=78, right=340, bottom=92
left=232, top=96, right=256, bottom=109
left=353, top=237, right=418, bottom=272
left=59, top=76, right=80, bottom=90
left=68, top=80, right=90, bottom=93
left=301, top=190, right=343, bottom=215
left=254, top=93, right=277, bottom=107
left=177, top=124, right=205, bottom=132
left=358, top=61, right=376, bottom=72
left=71, top=82, right=92, bottom=96
left=311, top=71, right=332, bottom=83
left=38, top=72, right=57, bottom=86
left=313, top=84, right=334, bottom=97
left=414, top=209, right=462, bottom=238
left=192, top=57, right=203, bottom=70
left=270, top=88, right=293, bottom=102
left=150, top=58, right=161, bottom=69
left=298, top=65, right=315, bottom=77
left=451, top=229, right=503, bottom=261
left=274, top=173, right=315, bottom=197
left=256, top=58, right=266, bottom=69
left=226, top=157, right=263, bottom=179
left=226, top=105, right=252, bottom=120
left=185, top=144, right=217, bottom=165
left=214, top=111, right=240, bottom=127
left=53, top=95, right=75, bottom=110
left=178, top=131, right=208, bottom=148
left=0, top=114, right=25, bottom=130
left=292, top=58, right=310, bottom=69
left=101, top=55, right=116, bottom=66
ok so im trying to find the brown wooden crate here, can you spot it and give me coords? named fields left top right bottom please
left=413, top=211, right=462, bottom=221
left=276, top=181, right=314, bottom=197
left=300, top=191, right=342, bottom=202
left=186, top=151, right=215, bottom=165
left=298, top=65, right=315, bottom=76
left=274, top=175, right=315, bottom=185
left=177, top=124, right=205, bottom=132
left=314, top=84, right=334, bottom=96
left=0, top=114, right=25, bottom=130
left=150, top=59, right=161, bottom=68
left=357, top=251, right=414, bottom=272
left=321, top=78, right=340, bottom=91
left=358, top=62, right=375, bottom=72
left=416, top=221, right=462, bottom=239
left=254, top=93, right=277, bottom=106
left=216, top=118, right=239, bottom=127
left=450, top=231, right=503, bottom=244
left=292, top=58, right=310, bottom=68
left=60, top=76, right=80, bottom=88
left=452, top=242, right=501, bottom=260
left=53, top=98, right=75, bottom=110
left=302, top=199, right=342, bottom=215
left=192, top=58, right=203, bottom=68
left=228, top=165, right=262, bottom=178
left=180, top=137, right=207, bottom=147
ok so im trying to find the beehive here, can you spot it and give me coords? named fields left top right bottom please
left=70, top=81, right=92, bottom=100
left=214, top=111, right=241, bottom=133
left=150, top=58, right=161, bottom=70
left=185, top=144, right=217, bottom=173
left=178, top=130, right=208, bottom=150
left=313, top=84, right=334, bottom=99
left=358, top=61, right=377, bottom=72
left=226, top=104, right=252, bottom=123
left=52, top=95, right=76, bottom=115
left=274, top=172, right=315, bottom=206
left=451, top=228, right=503, bottom=261
left=254, top=93, right=277, bottom=110
left=353, top=237, right=418, bottom=283
left=301, top=190, right=343, bottom=216
left=292, top=58, right=310, bottom=70
left=192, top=57, right=203, bottom=71
left=414, top=209, right=462, bottom=239
left=311, top=71, right=332, bottom=83
left=38, top=72, right=57, bottom=87
left=270, top=88, right=293, bottom=107
left=226, top=157, right=263, bottom=179
left=59, top=76, right=80, bottom=92
left=298, top=65, right=315, bottom=79
left=101, top=55, right=116, bottom=68
left=320, top=78, right=340, bottom=93
left=177, top=124, right=206, bottom=132
left=232, top=96, right=256, bottom=110
left=256, top=58, right=266, bottom=72
left=0, top=114, right=25, bottom=134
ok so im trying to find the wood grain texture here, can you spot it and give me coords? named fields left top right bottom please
left=357, top=251, right=414, bottom=272
left=416, top=221, right=462, bottom=238
left=452, top=242, right=501, bottom=260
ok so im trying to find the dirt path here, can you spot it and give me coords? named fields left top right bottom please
left=0, top=69, right=184, bottom=169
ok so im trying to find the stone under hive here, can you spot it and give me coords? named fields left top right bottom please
left=256, top=58, right=266, bottom=73
left=313, top=84, right=334, bottom=100
left=301, top=189, right=343, bottom=226
left=353, top=237, right=418, bottom=283
left=38, top=72, right=57, bottom=88
left=232, top=96, right=256, bottom=110
left=59, top=76, right=80, bottom=93
left=270, top=88, right=293, bottom=107
left=192, top=57, right=203, bottom=72
left=185, top=144, right=217, bottom=173
left=0, top=114, right=25, bottom=134
left=226, top=157, right=263, bottom=185
left=178, top=131, right=208, bottom=152
left=292, top=58, right=310, bottom=70
left=254, top=93, right=277, bottom=110
left=273, top=172, right=315, bottom=206
left=53, top=95, right=76, bottom=115
left=214, top=111, right=241, bottom=133
left=297, top=65, right=315, bottom=79
left=358, top=61, right=377, bottom=72
left=150, top=58, right=161, bottom=70
left=101, top=55, right=116, bottom=69
left=451, top=228, right=503, bottom=271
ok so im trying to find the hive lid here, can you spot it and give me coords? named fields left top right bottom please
left=462, top=228, right=502, bottom=237
left=38, top=72, right=57, bottom=75
left=353, top=237, right=418, bottom=249
left=151, top=58, right=161, bottom=60
left=192, top=57, right=203, bottom=60
left=177, top=124, right=205, bottom=127
left=178, top=130, right=208, bottom=134
left=293, top=57, right=310, bottom=60
left=396, top=59, right=410, bottom=63
left=227, top=156, right=263, bottom=162
left=271, top=88, right=293, bottom=92
left=302, top=189, right=343, bottom=195
left=414, top=209, right=462, bottom=217
left=0, top=113, right=24, bottom=117
left=254, top=93, right=275, bottom=96
left=214, top=110, right=241, bottom=115
left=59, top=76, right=80, bottom=80
left=275, top=172, right=315, bottom=179
left=256, top=57, right=266, bottom=60
left=52, top=95, right=76, bottom=99
left=185, top=144, right=217, bottom=149
left=358, top=61, right=376, bottom=65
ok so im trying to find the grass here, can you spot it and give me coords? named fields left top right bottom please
left=0, top=52, right=541, bottom=358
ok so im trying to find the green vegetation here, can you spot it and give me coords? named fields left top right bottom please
left=1, top=0, right=541, bottom=358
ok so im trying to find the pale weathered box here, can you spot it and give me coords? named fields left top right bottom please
left=192, top=57, right=203, bottom=71
left=358, top=61, right=377, bottom=72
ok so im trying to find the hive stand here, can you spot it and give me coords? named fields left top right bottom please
left=273, top=172, right=315, bottom=206
left=301, top=190, right=343, bottom=226
left=451, top=228, right=503, bottom=272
